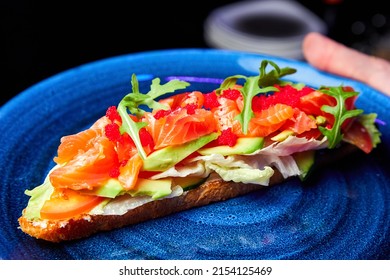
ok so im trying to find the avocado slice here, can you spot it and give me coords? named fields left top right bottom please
left=79, top=179, right=124, bottom=198
left=80, top=178, right=172, bottom=200
left=142, top=132, right=219, bottom=171
left=197, top=137, right=264, bottom=156
left=293, top=150, right=316, bottom=181
left=173, top=176, right=207, bottom=191
left=128, top=178, right=172, bottom=199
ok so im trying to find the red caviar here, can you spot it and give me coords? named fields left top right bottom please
left=139, top=128, right=155, bottom=149
left=203, top=91, right=220, bottom=110
left=106, top=106, right=121, bottom=122
left=104, top=123, right=122, bottom=142
left=108, top=159, right=121, bottom=178
left=154, top=103, right=198, bottom=119
left=252, top=84, right=314, bottom=111
left=216, top=128, right=238, bottom=147
left=221, top=88, right=241, bottom=100
left=184, top=103, right=197, bottom=115
left=154, top=109, right=172, bottom=119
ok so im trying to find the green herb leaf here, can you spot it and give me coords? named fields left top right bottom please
left=258, top=60, right=296, bottom=87
left=216, top=60, right=296, bottom=134
left=120, top=74, right=190, bottom=118
left=117, top=74, right=190, bottom=159
left=318, top=86, right=363, bottom=148
left=236, top=77, right=276, bottom=134
left=117, top=103, right=148, bottom=159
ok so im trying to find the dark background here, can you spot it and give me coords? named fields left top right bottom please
left=2, top=0, right=390, bottom=106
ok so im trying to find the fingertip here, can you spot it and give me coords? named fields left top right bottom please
left=302, top=32, right=327, bottom=66
left=303, top=32, right=323, bottom=49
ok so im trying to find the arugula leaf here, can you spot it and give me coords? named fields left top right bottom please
left=117, top=104, right=148, bottom=159
left=117, top=74, right=190, bottom=159
left=318, top=86, right=363, bottom=149
left=216, top=60, right=296, bottom=134
left=258, top=60, right=297, bottom=87
left=236, top=76, right=276, bottom=134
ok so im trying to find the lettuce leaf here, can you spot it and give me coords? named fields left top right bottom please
left=23, top=174, right=54, bottom=220
left=193, top=154, right=274, bottom=186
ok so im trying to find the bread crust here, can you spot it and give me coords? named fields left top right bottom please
left=18, top=171, right=284, bottom=242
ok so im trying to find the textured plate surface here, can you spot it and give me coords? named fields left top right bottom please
left=0, top=49, right=389, bottom=260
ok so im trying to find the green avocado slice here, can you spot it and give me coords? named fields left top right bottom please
left=80, top=178, right=172, bottom=200
left=198, top=137, right=264, bottom=156
left=142, top=132, right=219, bottom=172
left=293, top=150, right=316, bottom=181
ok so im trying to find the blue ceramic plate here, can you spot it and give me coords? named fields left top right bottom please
left=0, top=49, right=389, bottom=260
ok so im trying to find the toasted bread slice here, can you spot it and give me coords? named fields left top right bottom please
left=18, top=171, right=284, bottom=243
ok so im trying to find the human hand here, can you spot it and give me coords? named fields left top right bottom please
left=302, top=32, right=390, bottom=97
